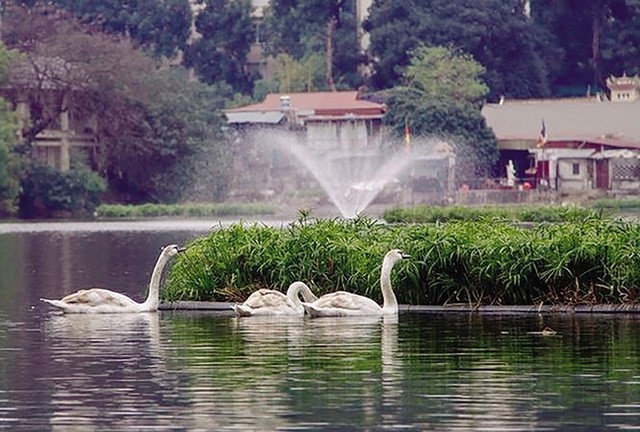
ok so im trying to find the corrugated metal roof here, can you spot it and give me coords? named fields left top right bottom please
left=225, top=111, right=285, bottom=124
left=482, top=98, right=640, bottom=144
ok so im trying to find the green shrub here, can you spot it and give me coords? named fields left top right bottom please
left=383, top=204, right=603, bottom=223
left=18, top=163, right=106, bottom=218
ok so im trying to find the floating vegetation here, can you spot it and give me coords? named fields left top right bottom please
left=163, top=216, right=640, bottom=307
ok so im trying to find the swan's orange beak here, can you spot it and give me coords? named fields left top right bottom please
left=177, top=246, right=187, bottom=253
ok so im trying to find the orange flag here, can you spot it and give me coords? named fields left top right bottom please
left=404, top=118, right=411, bottom=151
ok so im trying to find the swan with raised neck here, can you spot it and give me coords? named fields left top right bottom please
left=301, top=249, right=409, bottom=318
left=41, top=244, right=184, bottom=313
left=233, top=281, right=318, bottom=317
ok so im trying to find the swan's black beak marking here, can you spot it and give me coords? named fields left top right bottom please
left=177, top=246, right=187, bottom=253
left=401, top=252, right=411, bottom=259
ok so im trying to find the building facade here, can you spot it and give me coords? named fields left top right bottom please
left=482, top=74, right=640, bottom=196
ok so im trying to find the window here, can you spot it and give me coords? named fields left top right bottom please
left=572, top=163, right=580, bottom=175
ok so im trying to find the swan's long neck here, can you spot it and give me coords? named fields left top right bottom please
left=142, top=251, right=171, bottom=310
left=380, top=257, right=399, bottom=313
left=287, top=282, right=317, bottom=307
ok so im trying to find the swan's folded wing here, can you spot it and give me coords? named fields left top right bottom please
left=312, top=291, right=380, bottom=311
left=60, top=288, right=134, bottom=307
left=242, top=289, right=288, bottom=309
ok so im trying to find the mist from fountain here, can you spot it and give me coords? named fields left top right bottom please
left=255, top=131, right=454, bottom=219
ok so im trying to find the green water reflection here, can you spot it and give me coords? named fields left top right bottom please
left=0, top=228, right=639, bottom=430
left=160, top=312, right=640, bottom=431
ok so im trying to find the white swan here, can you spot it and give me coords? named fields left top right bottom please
left=302, top=249, right=409, bottom=318
left=40, top=244, right=185, bottom=314
left=233, top=281, right=318, bottom=317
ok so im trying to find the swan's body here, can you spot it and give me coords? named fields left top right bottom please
left=41, top=244, right=184, bottom=314
left=233, top=281, right=317, bottom=317
left=302, top=249, right=409, bottom=318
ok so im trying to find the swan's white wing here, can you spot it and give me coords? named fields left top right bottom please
left=59, top=288, right=137, bottom=308
left=235, top=289, right=300, bottom=316
left=310, top=291, right=381, bottom=312
left=241, top=289, right=290, bottom=309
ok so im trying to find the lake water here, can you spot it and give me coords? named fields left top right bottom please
left=1, top=221, right=640, bottom=430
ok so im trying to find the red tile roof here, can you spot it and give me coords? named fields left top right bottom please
left=226, top=91, right=386, bottom=117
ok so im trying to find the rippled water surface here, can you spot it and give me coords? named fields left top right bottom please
left=1, top=223, right=640, bottom=430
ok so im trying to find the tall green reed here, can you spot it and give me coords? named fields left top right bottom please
left=163, top=217, right=640, bottom=306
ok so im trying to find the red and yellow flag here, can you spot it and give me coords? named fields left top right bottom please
left=537, top=119, right=547, bottom=148
left=404, top=118, right=411, bottom=151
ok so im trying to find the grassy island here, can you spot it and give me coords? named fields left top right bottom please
left=163, top=214, right=640, bottom=307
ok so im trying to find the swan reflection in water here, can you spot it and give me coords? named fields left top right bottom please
left=43, top=312, right=183, bottom=431
left=233, top=314, right=405, bottom=429
left=233, top=315, right=307, bottom=358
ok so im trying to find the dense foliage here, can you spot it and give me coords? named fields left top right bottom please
left=0, top=44, right=21, bottom=216
left=3, top=1, right=640, bottom=217
left=98, top=70, right=232, bottom=203
left=183, top=0, right=255, bottom=94
left=383, top=45, right=499, bottom=179
left=364, top=0, right=553, bottom=100
left=163, top=216, right=640, bottom=307
left=26, top=0, right=193, bottom=58
left=1, top=4, right=233, bottom=208
left=18, top=163, right=106, bottom=218
left=22, top=0, right=640, bottom=99
left=262, top=0, right=362, bottom=90
left=382, top=205, right=605, bottom=223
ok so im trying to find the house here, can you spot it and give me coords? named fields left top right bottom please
left=2, top=56, right=98, bottom=172
left=225, top=91, right=457, bottom=210
left=225, top=90, right=387, bottom=150
left=481, top=74, right=640, bottom=194
left=224, top=90, right=388, bottom=203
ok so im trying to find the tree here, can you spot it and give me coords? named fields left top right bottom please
left=252, top=53, right=326, bottom=99
left=384, top=45, right=499, bottom=182
left=403, top=45, right=489, bottom=106
left=262, top=0, right=362, bottom=90
left=2, top=3, right=230, bottom=205
left=602, top=0, right=640, bottom=78
left=32, top=0, right=193, bottom=59
left=183, top=0, right=255, bottom=94
left=532, top=0, right=631, bottom=94
left=0, top=41, right=22, bottom=216
left=100, top=69, right=232, bottom=203
left=0, top=81, right=21, bottom=216
left=2, top=3, right=158, bottom=146
left=364, top=0, right=554, bottom=100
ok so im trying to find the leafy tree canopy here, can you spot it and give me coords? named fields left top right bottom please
left=365, top=0, right=554, bottom=100
left=110, top=69, right=232, bottom=203
left=18, top=0, right=193, bottom=58
left=2, top=3, right=232, bottom=204
left=2, top=3, right=158, bottom=144
left=253, top=53, right=326, bottom=99
left=262, top=0, right=362, bottom=90
left=532, top=0, right=638, bottom=93
left=384, top=45, right=498, bottom=181
left=183, top=0, right=255, bottom=94
left=0, top=43, right=21, bottom=216
left=403, top=45, right=489, bottom=106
